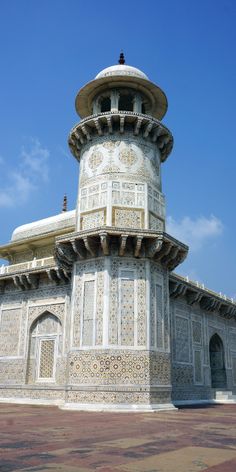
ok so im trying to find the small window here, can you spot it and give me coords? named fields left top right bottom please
left=141, top=103, right=146, bottom=114
left=118, top=94, right=133, bottom=111
left=101, top=96, right=111, bottom=112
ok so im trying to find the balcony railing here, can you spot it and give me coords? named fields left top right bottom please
left=0, top=257, right=55, bottom=275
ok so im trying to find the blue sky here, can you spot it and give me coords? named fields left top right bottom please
left=0, top=0, right=236, bottom=298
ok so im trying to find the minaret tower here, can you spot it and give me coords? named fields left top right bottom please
left=57, top=54, right=188, bottom=411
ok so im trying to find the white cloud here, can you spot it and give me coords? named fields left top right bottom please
left=20, top=138, right=49, bottom=182
left=0, top=139, right=50, bottom=208
left=166, top=214, right=223, bottom=251
left=0, top=190, right=13, bottom=207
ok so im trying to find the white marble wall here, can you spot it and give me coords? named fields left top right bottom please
left=70, top=258, right=169, bottom=352
left=170, top=297, right=236, bottom=393
left=77, top=135, right=165, bottom=231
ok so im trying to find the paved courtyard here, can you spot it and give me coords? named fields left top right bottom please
left=0, top=403, right=236, bottom=471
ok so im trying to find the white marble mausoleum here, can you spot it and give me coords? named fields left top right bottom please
left=0, top=55, right=236, bottom=410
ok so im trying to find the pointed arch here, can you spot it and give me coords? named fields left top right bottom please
left=30, top=311, right=62, bottom=335
left=209, top=333, right=227, bottom=388
left=26, top=311, right=62, bottom=384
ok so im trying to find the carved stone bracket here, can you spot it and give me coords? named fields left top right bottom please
left=134, top=236, right=143, bottom=258
left=74, top=130, right=85, bottom=145
left=47, top=268, right=59, bottom=284
left=13, top=275, right=25, bottom=290
left=163, top=245, right=178, bottom=264
left=134, top=117, right=143, bottom=135
left=119, top=234, right=128, bottom=256
left=156, top=242, right=173, bottom=262
left=55, top=243, right=76, bottom=271
left=71, top=239, right=86, bottom=259
left=169, top=281, right=187, bottom=298
left=147, top=238, right=163, bottom=258
left=106, top=116, right=113, bottom=133
left=200, top=297, right=220, bottom=312
left=100, top=233, right=110, bottom=256
left=26, top=274, right=39, bottom=289
left=81, top=125, right=91, bottom=141
left=220, top=305, right=236, bottom=319
left=56, top=268, right=70, bottom=283
left=143, top=122, right=153, bottom=138
left=83, top=237, right=96, bottom=257
left=151, top=125, right=163, bottom=143
left=119, top=116, right=125, bottom=133
left=186, top=290, right=203, bottom=306
left=168, top=250, right=187, bottom=271
left=94, top=119, right=103, bottom=136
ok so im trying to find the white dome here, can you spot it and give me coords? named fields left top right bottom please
left=11, top=210, right=76, bottom=241
left=95, top=64, right=149, bottom=81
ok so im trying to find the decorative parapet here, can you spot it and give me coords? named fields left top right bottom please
left=0, top=256, right=70, bottom=293
left=0, top=257, right=55, bottom=275
left=68, top=111, right=173, bottom=163
left=55, top=227, right=188, bottom=271
left=169, top=272, right=236, bottom=319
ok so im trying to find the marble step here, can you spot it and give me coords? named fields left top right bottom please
left=215, top=390, right=236, bottom=402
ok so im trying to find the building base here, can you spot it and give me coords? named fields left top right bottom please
left=61, top=402, right=177, bottom=412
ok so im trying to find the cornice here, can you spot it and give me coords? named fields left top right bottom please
left=169, top=272, right=236, bottom=319
left=68, top=112, right=173, bottom=163
left=0, top=262, right=70, bottom=293
left=54, top=227, right=188, bottom=272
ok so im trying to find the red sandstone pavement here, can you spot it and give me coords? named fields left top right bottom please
left=0, top=403, right=236, bottom=471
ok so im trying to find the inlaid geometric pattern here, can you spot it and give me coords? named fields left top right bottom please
left=81, top=209, right=105, bottom=229
left=192, top=320, right=202, bottom=344
left=150, top=264, right=169, bottom=351
left=120, top=276, right=135, bottom=346
left=119, top=147, right=137, bottom=166
left=88, top=150, right=103, bottom=169
left=113, top=208, right=143, bottom=228
left=149, top=212, right=164, bottom=230
left=68, top=350, right=170, bottom=387
left=109, top=259, right=146, bottom=347
left=39, top=339, right=55, bottom=379
left=175, top=316, right=190, bottom=363
left=73, top=260, right=104, bottom=349
left=156, top=284, right=164, bottom=348
left=82, top=280, right=95, bottom=346
left=193, top=349, right=203, bottom=384
left=0, top=308, right=21, bottom=357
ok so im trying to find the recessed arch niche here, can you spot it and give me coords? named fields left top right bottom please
left=209, top=333, right=227, bottom=389
left=26, top=312, right=62, bottom=384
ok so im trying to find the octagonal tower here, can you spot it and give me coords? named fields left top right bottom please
left=57, top=55, right=188, bottom=411
left=69, top=55, right=172, bottom=233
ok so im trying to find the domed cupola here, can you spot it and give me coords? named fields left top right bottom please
left=75, top=52, right=168, bottom=120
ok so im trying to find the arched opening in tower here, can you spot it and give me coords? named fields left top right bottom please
left=101, top=96, right=111, bottom=113
left=118, top=94, right=133, bottom=112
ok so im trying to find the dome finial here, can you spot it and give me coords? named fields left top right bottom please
left=62, top=194, right=67, bottom=212
left=118, top=51, right=125, bottom=65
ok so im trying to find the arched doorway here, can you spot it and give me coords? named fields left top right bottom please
left=26, top=312, right=62, bottom=384
left=209, top=334, right=227, bottom=388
